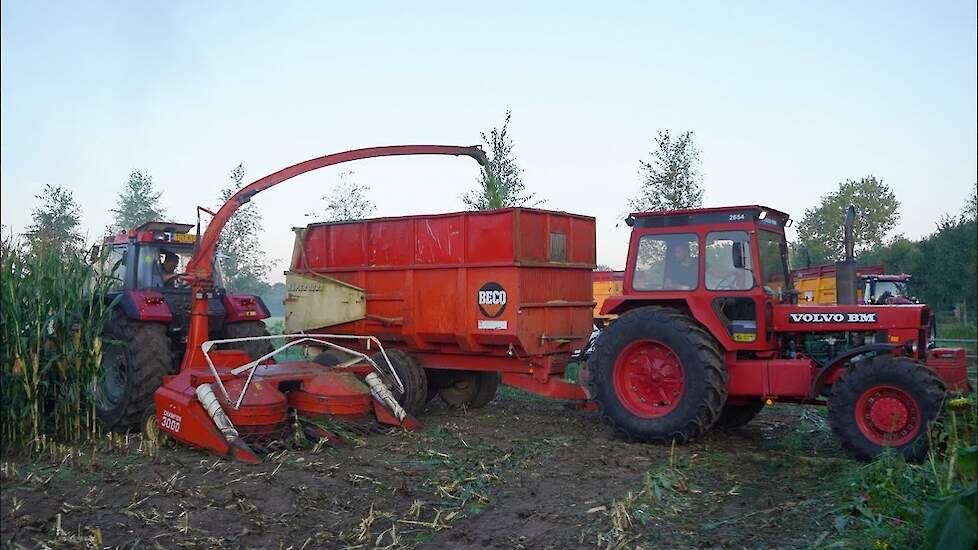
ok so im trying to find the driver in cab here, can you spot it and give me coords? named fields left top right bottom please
left=664, top=244, right=697, bottom=289
left=160, top=250, right=180, bottom=288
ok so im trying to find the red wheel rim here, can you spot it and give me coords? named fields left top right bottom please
left=855, top=385, right=921, bottom=446
left=613, top=339, right=685, bottom=418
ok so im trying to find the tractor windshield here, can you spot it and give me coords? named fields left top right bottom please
left=757, top=230, right=790, bottom=295
left=865, top=280, right=910, bottom=304
left=136, top=246, right=223, bottom=289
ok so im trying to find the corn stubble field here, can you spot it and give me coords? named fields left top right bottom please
left=1, top=243, right=976, bottom=549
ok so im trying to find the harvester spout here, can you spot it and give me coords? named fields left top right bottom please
left=180, top=145, right=487, bottom=371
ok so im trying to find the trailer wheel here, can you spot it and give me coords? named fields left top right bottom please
left=439, top=372, right=500, bottom=409
left=224, top=321, right=273, bottom=361
left=96, top=315, right=172, bottom=431
left=589, top=306, right=727, bottom=443
left=714, top=401, right=765, bottom=430
left=372, top=349, right=428, bottom=417
left=469, top=372, right=501, bottom=408
left=828, top=355, right=945, bottom=462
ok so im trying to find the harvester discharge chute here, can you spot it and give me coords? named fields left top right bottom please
left=149, top=145, right=487, bottom=463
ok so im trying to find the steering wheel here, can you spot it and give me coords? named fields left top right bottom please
left=165, top=272, right=192, bottom=288
left=714, top=272, right=741, bottom=290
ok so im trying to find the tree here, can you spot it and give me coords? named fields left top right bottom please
left=109, top=170, right=166, bottom=232
left=216, top=163, right=270, bottom=293
left=23, top=184, right=84, bottom=250
left=794, top=176, right=900, bottom=264
left=462, top=110, right=537, bottom=210
left=628, top=130, right=704, bottom=212
left=963, top=182, right=977, bottom=222
left=307, top=171, right=377, bottom=222
left=914, top=217, right=977, bottom=320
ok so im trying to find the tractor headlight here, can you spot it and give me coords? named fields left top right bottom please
left=904, top=340, right=918, bottom=355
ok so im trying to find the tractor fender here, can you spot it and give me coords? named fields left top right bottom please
left=807, top=343, right=901, bottom=399
left=117, top=290, right=173, bottom=322
left=222, top=294, right=270, bottom=323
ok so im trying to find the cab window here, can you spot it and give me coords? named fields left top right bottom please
left=757, top=230, right=789, bottom=293
left=705, top=231, right=753, bottom=291
left=633, top=233, right=699, bottom=291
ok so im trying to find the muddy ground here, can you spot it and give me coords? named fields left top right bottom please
left=2, top=388, right=862, bottom=549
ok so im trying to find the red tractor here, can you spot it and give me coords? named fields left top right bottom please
left=591, top=205, right=969, bottom=461
left=92, top=221, right=272, bottom=431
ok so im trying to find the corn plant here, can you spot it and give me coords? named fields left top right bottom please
left=1, top=238, right=117, bottom=453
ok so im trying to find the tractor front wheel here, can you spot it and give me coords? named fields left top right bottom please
left=96, top=315, right=172, bottom=431
left=372, top=349, right=428, bottom=417
left=589, top=306, right=727, bottom=443
left=828, top=355, right=945, bottom=462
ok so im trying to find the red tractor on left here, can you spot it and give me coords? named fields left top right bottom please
left=92, top=221, right=272, bottom=432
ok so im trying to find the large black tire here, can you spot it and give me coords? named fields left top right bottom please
left=469, top=372, right=501, bottom=409
left=714, top=401, right=765, bottom=430
left=372, top=349, right=428, bottom=417
left=438, top=371, right=500, bottom=409
left=828, top=355, right=945, bottom=462
left=588, top=306, right=727, bottom=443
left=224, top=321, right=273, bottom=361
left=96, top=315, right=172, bottom=431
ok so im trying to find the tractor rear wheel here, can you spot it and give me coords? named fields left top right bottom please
left=715, top=400, right=765, bottom=430
left=96, top=315, right=172, bottom=431
left=828, top=355, right=945, bottom=462
left=589, top=306, right=727, bottom=443
left=438, top=371, right=500, bottom=409
left=372, top=349, right=428, bottom=417
left=223, top=321, right=273, bottom=361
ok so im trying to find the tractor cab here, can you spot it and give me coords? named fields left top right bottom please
left=607, top=205, right=792, bottom=351
left=92, top=221, right=270, bottom=376
left=97, top=221, right=220, bottom=291
left=862, top=274, right=914, bottom=305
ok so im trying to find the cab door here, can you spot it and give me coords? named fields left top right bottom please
left=704, top=230, right=763, bottom=346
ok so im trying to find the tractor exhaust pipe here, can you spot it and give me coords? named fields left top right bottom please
left=195, top=384, right=241, bottom=441
left=836, top=205, right=858, bottom=305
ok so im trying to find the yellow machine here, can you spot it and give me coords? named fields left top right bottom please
left=592, top=271, right=624, bottom=326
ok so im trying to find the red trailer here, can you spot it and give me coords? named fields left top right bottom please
left=287, top=208, right=597, bottom=409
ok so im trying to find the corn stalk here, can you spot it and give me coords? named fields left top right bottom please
left=0, top=238, right=117, bottom=453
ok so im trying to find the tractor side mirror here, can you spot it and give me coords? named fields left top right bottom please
left=731, top=243, right=745, bottom=269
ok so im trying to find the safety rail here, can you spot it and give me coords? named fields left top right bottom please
left=199, top=333, right=403, bottom=410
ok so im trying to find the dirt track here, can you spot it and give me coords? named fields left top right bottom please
left=1, top=390, right=853, bottom=549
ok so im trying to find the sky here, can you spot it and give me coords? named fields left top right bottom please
left=2, top=1, right=976, bottom=280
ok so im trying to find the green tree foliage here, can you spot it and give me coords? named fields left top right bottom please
left=628, top=130, right=704, bottom=212
left=462, top=110, right=536, bottom=210
left=856, top=190, right=977, bottom=318
left=964, top=182, right=977, bottom=222
left=308, top=171, right=377, bottom=222
left=913, top=217, right=977, bottom=318
left=795, top=176, right=900, bottom=264
left=217, top=163, right=270, bottom=293
left=22, top=184, right=84, bottom=251
left=110, top=170, right=166, bottom=232
left=858, top=235, right=922, bottom=275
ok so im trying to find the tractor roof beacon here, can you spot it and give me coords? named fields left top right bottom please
left=590, top=205, right=969, bottom=461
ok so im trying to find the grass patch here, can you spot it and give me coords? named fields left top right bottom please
left=831, top=394, right=977, bottom=549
